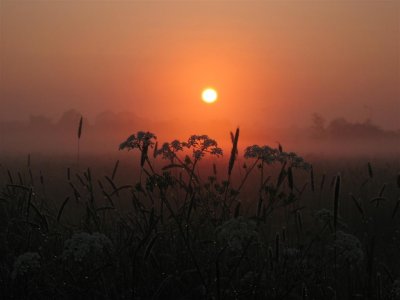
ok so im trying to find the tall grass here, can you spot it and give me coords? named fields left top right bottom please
left=0, top=130, right=399, bottom=299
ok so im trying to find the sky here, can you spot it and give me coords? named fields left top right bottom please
left=1, top=0, right=399, bottom=133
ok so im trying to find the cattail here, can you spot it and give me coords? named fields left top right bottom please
left=228, top=128, right=240, bottom=176
left=367, top=162, right=373, bottom=179
left=320, top=173, right=326, bottom=191
left=77, top=116, right=83, bottom=139
left=333, top=174, right=341, bottom=232
left=77, top=116, right=83, bottom=168
left=310, top=165, right=315, bottom=192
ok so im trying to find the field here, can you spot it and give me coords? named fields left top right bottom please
left=0, top=131, right=399, bottom=299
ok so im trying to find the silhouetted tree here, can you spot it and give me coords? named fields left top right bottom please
left=310, top=113, right=326, bottom=138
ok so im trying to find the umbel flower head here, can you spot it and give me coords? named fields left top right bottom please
left=156, top=139, right=184, bottom=161
left=216, top=217, right=258, bottom=252
left=314, top=208, right=346, bottom=227
left=391, top=279, right=400, bottom=299
left=186, top=135, right=223, bottom=160
left=119, top=131, right=156, bottom=151
left=156, top=135, right=223, bottom=161
left=11, top=252, right=41, bottom=279
left=328, top=231, right=364, bottom=267
left=244, top=145, right=311, bottom=170
left=62, top=232, right=112, bottom=263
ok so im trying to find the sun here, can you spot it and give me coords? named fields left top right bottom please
left=202, top=88, right=218, bottom=104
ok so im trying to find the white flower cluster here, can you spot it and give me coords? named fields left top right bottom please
left=187, top=135, right=223, bottom=159
left=11, top=252, right=41, bottom=279
left=157, top=135, right=223, bottom=161
left=62, top=232, right=112, bottom=263
left=244, top=145, right=279, bottom=164
left=314, top=209, right=334, bottom=224
left=244, top=145, right=310, bottom=169
left=156, top=140, right=184, bottom=161
left=216, top=217, right=258, bottom=252
left=330, top=231, right=364, bottom=266
left=391, top=279, right=400, bottom=299
left=314, top=209, right=347, bottom=228
left=280, top=152, right=311, bottom=170
left=119, top=131, right=156, bottom=151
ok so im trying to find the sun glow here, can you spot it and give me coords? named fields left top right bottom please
left=202, top=88, right=218, bottom=104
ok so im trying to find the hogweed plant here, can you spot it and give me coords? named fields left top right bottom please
left=1, top=128, right=399, bottom=299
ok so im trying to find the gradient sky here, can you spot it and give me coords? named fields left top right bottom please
left=1, top=0, right=399, bottom=130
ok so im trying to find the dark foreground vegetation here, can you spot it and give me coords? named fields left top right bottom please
left=1, top=130, right=400, bottom=299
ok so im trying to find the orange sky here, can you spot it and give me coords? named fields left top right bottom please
left=1, top=0, right=399, bottom=133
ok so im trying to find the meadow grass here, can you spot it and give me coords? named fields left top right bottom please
left=0, top=130, right=399, bottom=299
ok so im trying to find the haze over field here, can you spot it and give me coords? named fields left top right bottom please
left=0, top=0, right=399, bottom=156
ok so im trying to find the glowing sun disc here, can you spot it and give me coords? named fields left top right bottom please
left=202, top=88, right=218, bottom=103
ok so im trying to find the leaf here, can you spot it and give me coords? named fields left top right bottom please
left=57, top=196, right=70, bottom=222
left=162, top=164, right=184, bottom=171
left=111, top=160, right=119, bottom=180
left=144, top=234, right=159, bottom=260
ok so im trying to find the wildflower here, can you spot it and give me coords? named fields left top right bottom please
left=314, top=209, right=335, bottom=224
left=216, top=217, right=258, bottom=251
left=11, top=252, right=41, bottom=279
left=244, top=145, right=279, bottom=164
left=156, top=139, right=185, bottom=159
left=328, top=231, right=364, bottom=266
left=314, top=209, right=347, bottom=228
left=285, top=152, right=311, bottom=170
left=119, top=131, right=156, bottom=151
left=146, top=172, right=175, bottom=191
left=391, top=279, right=400, bottom=299
left=62, top=232, right=112, bottom=263
left=244, top=145, right=310, bottom=170
left=186, top=135, right=223, bottom=160
left=171, top=139, right=183, bottom=151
